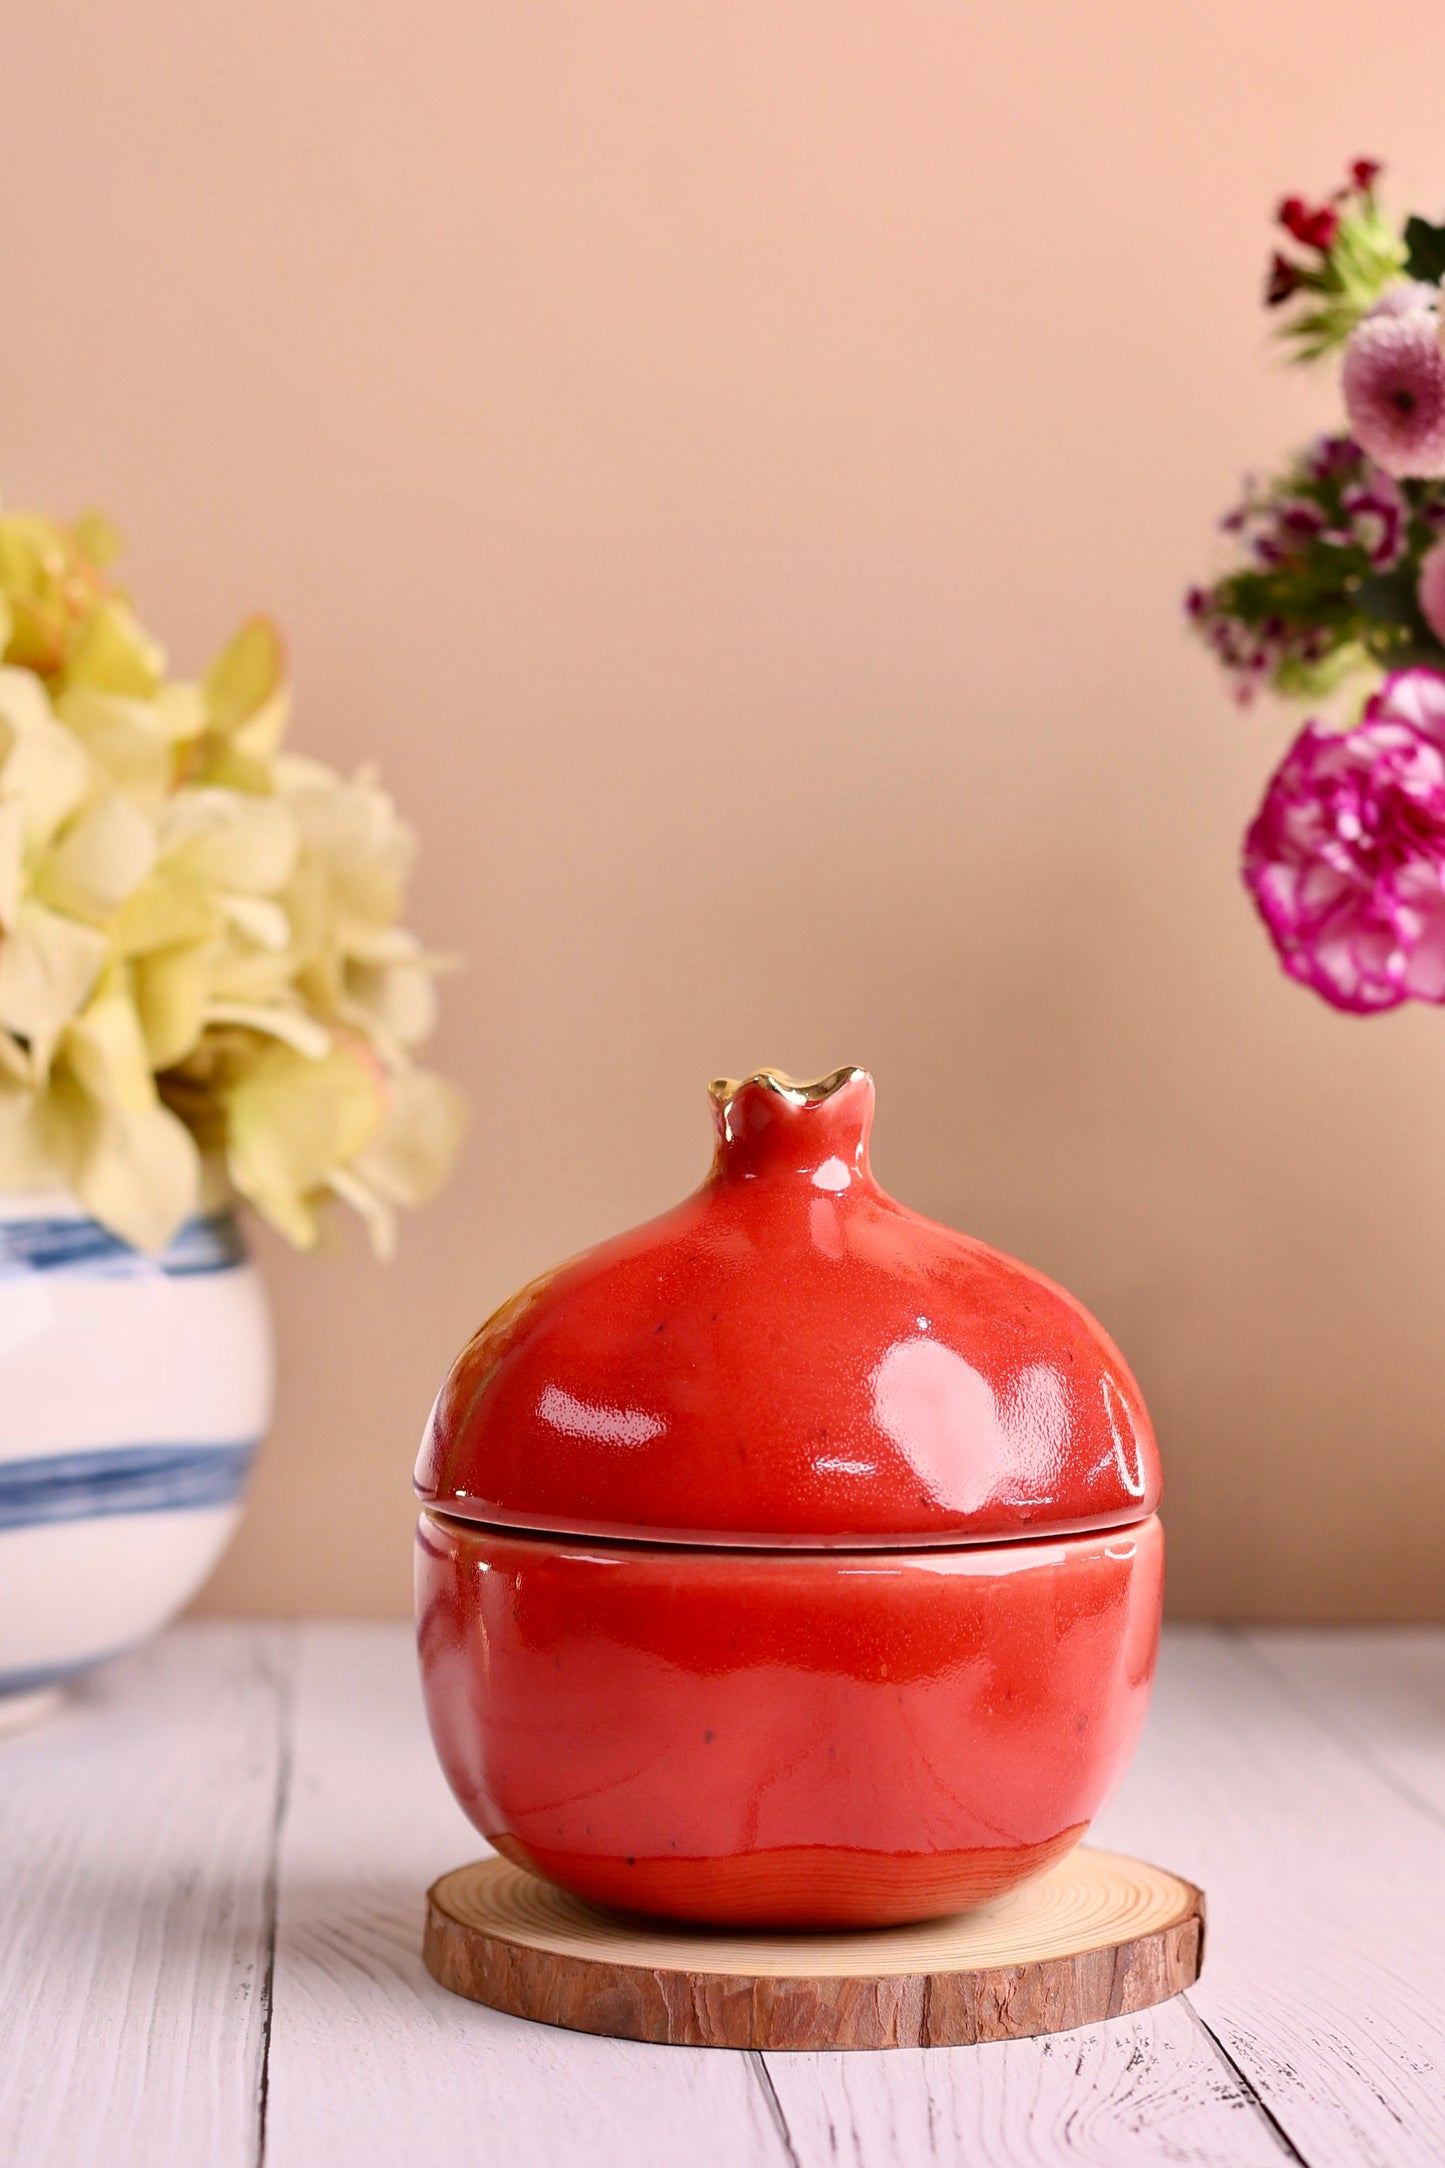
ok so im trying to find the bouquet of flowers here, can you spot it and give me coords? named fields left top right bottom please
left=0, top=501, right=465, bottom=1252
left=1189, top=159, right=1445, bottom=1013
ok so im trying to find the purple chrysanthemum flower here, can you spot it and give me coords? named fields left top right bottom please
left=1342, top=311, right=1445, bottom=478
left=1368, top=280, right=1441, bottom=319
left=1243, top=668, right=1445, bottom=1011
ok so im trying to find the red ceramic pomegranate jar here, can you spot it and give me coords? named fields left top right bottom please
left=416, top=1068, right=1163, bottom=1930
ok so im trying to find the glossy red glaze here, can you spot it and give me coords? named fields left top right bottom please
left=416, top=1070, right=1166, bottom=1927
left=416, top=1511, right=1165, bottom=1929
left=416, top=1069, right=1160, bottom=1547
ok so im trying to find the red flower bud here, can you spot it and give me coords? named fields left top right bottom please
left=1266, top=251, right=1303, bottom=306
left=1351, top=158, right=1382, bottom=193
left=1278, top=196, right=1340, bottom=252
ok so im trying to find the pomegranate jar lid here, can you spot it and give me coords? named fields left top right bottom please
left=415, top=1068, right=1161, bottom=1549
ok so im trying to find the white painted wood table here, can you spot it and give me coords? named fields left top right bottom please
left=2, top=1623, right=1442, bottom=2167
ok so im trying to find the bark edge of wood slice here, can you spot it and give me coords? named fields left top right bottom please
left=422, top=1845, right=1204, bottom=2051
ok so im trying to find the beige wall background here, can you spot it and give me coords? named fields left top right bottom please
left=4, top=1, right=1444, bottom=1619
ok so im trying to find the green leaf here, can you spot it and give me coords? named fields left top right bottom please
left=1272, top=641, right=1372, bottom=698
left=1353, top=568, right=1420, bottom=624
left=1403, top=215, right=1445, bottom=284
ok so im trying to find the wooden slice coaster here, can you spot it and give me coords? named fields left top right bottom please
left=424, top=1846, right=1204, bottom=2051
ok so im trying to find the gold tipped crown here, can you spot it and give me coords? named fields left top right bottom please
left=708, top=1067, right=866, bottom=1107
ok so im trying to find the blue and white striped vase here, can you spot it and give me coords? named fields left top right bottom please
left=0, top=1189, right=273, bottom=1729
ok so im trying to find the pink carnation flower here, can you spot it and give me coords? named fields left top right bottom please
left=1243, top=669, right=1445, bottom=1012
left=1342, top=311, right=1445, bottom=478
left=1418, top=536, right=1445, bottom=645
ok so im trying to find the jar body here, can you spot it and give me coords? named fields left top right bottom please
left=416, top=1510, right=1164, bottom=1929
left=0, top=1194, right=274, bottom=1717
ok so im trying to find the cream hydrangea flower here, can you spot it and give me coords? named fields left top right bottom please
left=0, top=501, right=465, bottom=1254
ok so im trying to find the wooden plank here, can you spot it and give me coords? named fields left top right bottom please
left=1242, top=1628, right=1445, bottom=1825
left=262, top=1622, right=789, bottom=2168
left=0, top=1623, right=289, bottom=2168
left=1091, top=1625, right=1445, bottom=2168
left=761, top=1996, right=1299, bottom=2167
left=9, top=1620, right=1438, bottom=2168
